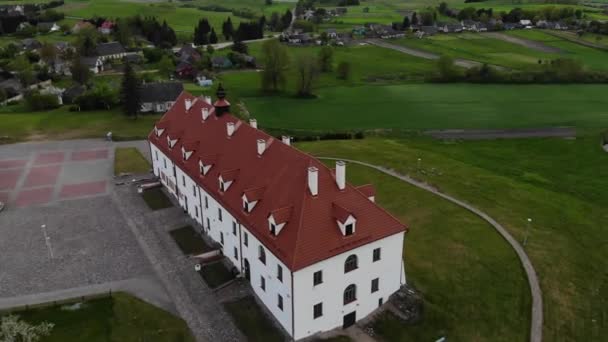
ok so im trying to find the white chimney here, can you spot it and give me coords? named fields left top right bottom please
left=308, top=166, right=318, bottom=196
left=257, top=139, right=266, bottom=156
left=185, top=99, right=192, bottom=111
left=250, top=119, right=258, bottom=129
left=204, top=96, right=212, bottom=105
left=282, top=136, right=291, bottom=146
left=336, top=161, right=346, bottom=190
left=202, top=108, right=210, bottom=121
left=227, top=122, right=235, bottom=137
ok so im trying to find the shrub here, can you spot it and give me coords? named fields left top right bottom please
left=24, top=91, right=60, bottom=111
left=337, top=61, right=351, bottom=80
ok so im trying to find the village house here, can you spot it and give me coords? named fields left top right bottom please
left=95, top=42, right=128, bottom=61
left=438, top=23, right=463, bottom=33
left=99, top=20, right=114, bottom=35
left=148, top=87, right=408, bottom=340
left=80, top=56, right=104, bottom=74
left=36, top=22, right=60, bottom=33
left=139, top=82, right=184, bottom=113
left=71, top=21, right=94, bottom=34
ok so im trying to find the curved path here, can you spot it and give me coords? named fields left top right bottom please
left=317, top=157, right=543, bottom=342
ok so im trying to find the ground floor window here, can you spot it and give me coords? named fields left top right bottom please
left=313, top=303, right=323, bottom=319
left=278, top=295, right=283, bottom=311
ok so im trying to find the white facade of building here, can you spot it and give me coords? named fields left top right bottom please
left=149, top=136, right=406, bottom=340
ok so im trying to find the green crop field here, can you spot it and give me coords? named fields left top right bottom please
left=298, top=132, right=608, bottom=341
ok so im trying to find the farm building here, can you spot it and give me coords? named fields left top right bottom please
left=139, top=82, right=184, bottom=113
left=148, top=87, right=408, bottom=340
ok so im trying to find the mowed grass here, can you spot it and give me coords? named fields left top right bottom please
left=395, top=33, right=555, bottom=70
left=0, top=105, right=159, bottom=143
left=319, top=160, right=530, bottom=341
left=6, top=293, right=194, bottom=342
left=224, top=296, right=285, bottom=342
left=170, top=225, right=213, bottom=255
left=114, top=147, right=150, bottom=175
left=142, top=187, right=173, bottom=210
left=297, top=134, right=608, bottom=341
left=244, top=83, right=608, bottom=131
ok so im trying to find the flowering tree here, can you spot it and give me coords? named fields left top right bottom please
left=0, top=315, right=54, bottom=342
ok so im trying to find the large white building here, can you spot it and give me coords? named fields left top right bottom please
left=148, top=87, right=408, bottom=340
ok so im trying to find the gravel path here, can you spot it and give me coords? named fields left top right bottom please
left=317, top=157, right=543, bottom=342
left=483, top=32, right=561, bottom=53
left=366, top=39, right=506, bottom=70
left=425, top=127, right=576, bottom=140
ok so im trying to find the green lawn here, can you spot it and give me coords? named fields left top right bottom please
left=224, top=296, right=285, bottom=342
left=244, top=83, right=608, bottom=131
left=114, top=147, right=150, bottom=175
left=297, top=133, right=608, bottom=341
left=395, top=33, right=555, bottom=70
left=199, top=261, right=235, bottom=288
left=142, top=187, right=174, bottom=210
left=5, top=293, right=194, bottom=342
left=170, top=225, right=213, bottom=255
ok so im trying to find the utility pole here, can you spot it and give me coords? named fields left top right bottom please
left=41, top=224, right=54, bottom=259
left=523, top=218, right=532, bottom=247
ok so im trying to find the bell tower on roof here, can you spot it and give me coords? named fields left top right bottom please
left=213, top=83, right=231, bottom=116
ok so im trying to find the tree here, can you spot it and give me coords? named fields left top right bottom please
left=70, top=57, right=92, bottom=85
left=260, top=39, right=289, bottom=92
left=206, top=45, right=215, bottom=55
left=266, top=0, right=273, bottom=5
left=25, top=91, right=60, bottom=111
left=280, top=9, right=293, bottom=31
left=158, top=55, right=175, bottom=78
left=337, top=61, right=351, bottom=80
left=222, top=17, right=234, bottom=41
left=0, top=315, right=54, bottom=342
left=39, top=43, right=57, bottom=65
left=232, top=39, right=248, bottom=54
left=12, top=55, right=34, bottom=86
left=194, top=19, right=211, bottom=45
left=209, top=28, right=218, bottom=44
left=411, top=12, right=418, bottom=25
left=121, top=62, right=141, bottom=119
left=295, top=54, right=319, bottom=97
left=402, top=16, right=410, bottom=30
left=76, top=28, right=98, bottom=56
left=438, top=2, right=448, bottom=15
left=114, top=18, right=132, bottom=47
left=437, top=55, right=457, bottom=81
left=317, top=46, right=333, bottom=72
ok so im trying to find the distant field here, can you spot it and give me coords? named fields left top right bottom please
left=244, top=83, right=608, bottom=131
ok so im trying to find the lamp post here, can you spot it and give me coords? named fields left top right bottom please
left=417, top=158, right=422, bottom=172
left=523, top=218, right=532, bottom=247
left=41, top=224, right=54, bottom=259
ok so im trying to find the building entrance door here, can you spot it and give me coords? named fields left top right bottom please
left=243, top=259, right=251, bottom=281
left=343, top=311, right=356, bottom=329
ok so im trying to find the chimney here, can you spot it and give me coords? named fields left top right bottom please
left=227, top=122, right=235, bottom=137
left=202, top=108, right=210, bottom=121
left=308, top=166, right=318, bottom=196
left=281, top=136, right=291, bottom=146
left=185, top=99, right=192, bottom=111
left=205, top=96, right=212, bottom=105
left=250, top=119, right=257, bottom=129
left=257, top=139, right=266, bottom=156
left=336, top=161, right=346, bottom=190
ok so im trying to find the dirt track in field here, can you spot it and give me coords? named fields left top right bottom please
left=483, top=32, right=562, bottom=53
left=425, top=127, right=576, bottom=140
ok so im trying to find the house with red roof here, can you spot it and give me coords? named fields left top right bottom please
left=148, top=86, right=408, bottom=339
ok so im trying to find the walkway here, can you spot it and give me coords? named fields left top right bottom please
left=0, top=277, right=175, bottom=314
left=366, top=39, right=506, bottom=70
left=317, top=157, right=543, bottom=342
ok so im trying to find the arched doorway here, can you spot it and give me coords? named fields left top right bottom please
left=243, top=259, right=251, bottom=281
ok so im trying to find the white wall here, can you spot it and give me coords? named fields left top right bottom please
left=292, top=232, right=405, bottom=340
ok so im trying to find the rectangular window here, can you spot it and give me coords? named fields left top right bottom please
left=371, top=278, right=379, bottom=293
left=278, top=295, right=283, bottom=311
left=313, top=270, right=323, bottom=286
left=182, top=175, right=185, bottom=186
left=220, top=232, right=224, bottom=245
left=195, top=206, right=199, bottom=218
left=260, top=276, right=266, bottom=291
left=232, top=221, right=237, bottom=235
left=205, top=196, right=208, bottom=208
left=277, top=265, right=283, bottom=282
left=163, top=158, right=167, bottom=168
left=155, top=151, right=158, bottom=160
left=218, top=208, right=222, bottom=221
left=345, top=223, right=354, bottom=236
left=243, top=232, right=248, bottom=246
left=234, top=247, right=238, bottom=260
left=206, top=218, right=210, bottom=230
left=193, top=185, right=196, bottom=197
left=378, top=297, right=384, bottom=307
left=313, top=303, right=323, bottom=319
left=373, top=248, right=381, bottom=262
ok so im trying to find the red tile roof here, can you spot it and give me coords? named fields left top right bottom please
left=356, top=184, right=376, bottom=198
left=149, top=91, right=407, bottom=271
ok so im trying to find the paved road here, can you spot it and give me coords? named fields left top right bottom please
left=317, top=157, right=543, bottom=342
left=366, top=39, right=506, bottom=70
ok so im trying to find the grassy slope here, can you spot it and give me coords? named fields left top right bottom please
left=298, top=134, right=608, bottom=341
left=11, top=293, right=195, bottom=342
left=321, top=160, right=530, bottom=341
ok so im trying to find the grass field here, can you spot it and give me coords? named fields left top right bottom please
left=170, top=225, right=213, bottom=255
left=395, top=33, right=556, bottom=70
left=224, top=296, right=285, bottom=342
left=6, top=293, right=194, bottom=342
left=244, top=84, right=608, bottom=131
left=113, top=147, right=149, bottom=175
left=142, top=187, right=173, bottom=210
left=317, top=159, right=530, bottom=341
left=297, top=132, right=608, bottom=341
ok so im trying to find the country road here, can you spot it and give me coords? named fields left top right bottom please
left=366, top=39, right=506, bottom=70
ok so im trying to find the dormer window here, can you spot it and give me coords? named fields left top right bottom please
left=199, top=160, right=212, bottom=175
left=219, top=179, right=225, bottom=192
left=333, top=203, right=357, bottom=237
left=218, top=170, right=238, bottom=193
left=167, top=136, right=177, bottom=148
left=181, top=147, right=193, bottom=161
left=270, top=223, right=277, bottom=236
left=345, top=223, right=354, bottom=236
left=241, top=193, right=259, bottom=214
left=267, top=207, right=291, bottom=237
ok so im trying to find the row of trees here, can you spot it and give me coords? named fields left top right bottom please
left=260, top=40, right=350, bottom=97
